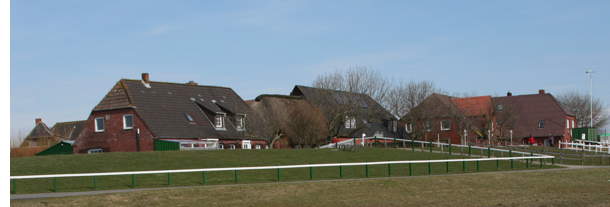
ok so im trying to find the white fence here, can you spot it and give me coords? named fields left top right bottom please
left=559, top=141, right=610, bottom=154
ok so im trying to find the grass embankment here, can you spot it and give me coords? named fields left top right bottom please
left=10, top=148, right=556, bottom=194
left=12, top=168, right=610, bottom=207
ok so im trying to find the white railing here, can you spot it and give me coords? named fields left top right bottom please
left=559, top=141, right=610, bottom=154
left=323, top=137, right=541, bottom=156
left=9, top=155, right=553, bottom=180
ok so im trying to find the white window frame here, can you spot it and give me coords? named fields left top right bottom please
left=440, top=120, right=451, bottom=131
left=123, top=114, right=134, bottom=130
left=218, top=143, right=224, bottom=149
left=566, top=119, right=570, bottom=129
left=236, top=114, right=246, bottom=130
left=255, top=145, right=261, bottom=149
left=345, top=116, right=356, bottom=129
left=94, top=117, right=105, bottom=132
left=87, top=148, right=104, bottom=154
left=214, top=114, right=226, bottom=129
left=572, top=120, right=575, bottom=128
left=229, top=144, right=236, bottom=150
left=405, top=123, right=413, bottom=133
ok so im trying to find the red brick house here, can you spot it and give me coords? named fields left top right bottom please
left=74, top=73, right=268, bottom=153
left=401, top=89, right=576, bottom=146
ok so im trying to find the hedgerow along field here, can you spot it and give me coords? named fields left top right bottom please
left=10, top=148, right=557, bottom=194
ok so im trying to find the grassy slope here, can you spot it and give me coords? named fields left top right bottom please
left=10, top=148, right=556, bottom=194
left=12, top=168, right=610, bottom=207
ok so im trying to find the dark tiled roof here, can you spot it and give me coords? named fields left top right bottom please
left=493, top=93, right=571, bottom=138
left=290, top=85, right=396, bottom=137
left=25, top=122, right=54, bottom=139
left=97, top=79, right=265, bottom=140
left=50, top=120, right=86, bottom=140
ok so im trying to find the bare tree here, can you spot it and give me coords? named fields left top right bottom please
left=313, top=66, right=391, bottom=104
left=10, top=129, right=28, bottom=148
left=383, top=80, right=440, bottom=118
left=557, top=91, right=609, bottom=128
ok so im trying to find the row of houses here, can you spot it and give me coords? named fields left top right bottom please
left=21, top=73, right=576, bottom=154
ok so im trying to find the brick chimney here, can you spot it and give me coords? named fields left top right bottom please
left=538, top=89, right=545, bottom=95
left=35, top=118, right=42, bottom=125
left=141, top=73, right=150, bottom=83
left=186, top=81, right=198, bottom=86
left=507, top=92, right=512, bottom=96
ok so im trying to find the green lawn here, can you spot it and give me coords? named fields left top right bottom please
left=11, top=168, right=609, bottom=207
left=10, top=148, right=557, bottom=194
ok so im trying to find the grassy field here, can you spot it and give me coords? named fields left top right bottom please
left=10, top=148, right=556, bottom=194
left=501, top=146, right=610, bottom=166
left=11, top=167, right=610, bottom=207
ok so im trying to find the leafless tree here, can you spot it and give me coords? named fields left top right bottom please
left=10, top=129, right=27, bottom=148
left=383, top=80, right=440, bottom=118
left=557, top=91, right=609, bottom=128
left=313, top=66, right=391, bottom=104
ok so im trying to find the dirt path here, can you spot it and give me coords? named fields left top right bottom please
left=11, top=165, right=609, bottom=200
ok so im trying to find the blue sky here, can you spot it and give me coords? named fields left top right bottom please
left=11, top=0, right=610, bottom=138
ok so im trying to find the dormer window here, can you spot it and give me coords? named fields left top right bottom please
left=215, top=114, right=226, bottom=129
left=236, top=114, right=246, bottom=130
left=345, top=116, right=356, bottom=129
left=405, top=123, right=413, bottom=133
left=538, top=120, right=545, bottom=129
left=496, top=104, right=504, bottom=111
left=184, top=113, right=194, bottom=122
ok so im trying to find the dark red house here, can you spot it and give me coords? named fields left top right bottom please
left=401, top=89, right=576, bottom=146
left=74, top=73, right=268, bottom=153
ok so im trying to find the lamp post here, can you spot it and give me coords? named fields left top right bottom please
left=585, top=69, right=594, bottom=128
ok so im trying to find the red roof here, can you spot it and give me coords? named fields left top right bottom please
left=450, top=96, right=492, bottom=117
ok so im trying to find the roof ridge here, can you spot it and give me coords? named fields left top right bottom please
left=121, top=78, right=232, bottom=90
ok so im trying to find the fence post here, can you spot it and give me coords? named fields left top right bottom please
left=277, top=168, right=281, bottom=182
left=11, top=180, right=15, bottom=194
left=130, top=175, right=135, bottom=188
left=509, top=150, right=514, bottom=169
left=202, top=171, right=207, bottom=185
left=539, top=158, right=543, bottom=168
left=92, top=176, right=97, bottom=190
left=387, top=164, right=392, bottom=177
left=411, top=139, right=415, bottom=152
left=487, top=147, right=491, bottom=158
left=234, top=170, right=239, bottom=183
left=408, top=163, right=413, bottom=176
left=365, top=165, right=369, bottom=177
left=449, top=143, right=452, bottom=155
left=339, top=166, right=343, bottom=178
left=496, top=159, right=499, bottom=169
left=446, top=162, right=449, bottom=173
left=427, top=162, right=432, bottom=175
left=468, top=145, right=472, bottom=156
left=167, top=173, right=172, bottom=185
left=429, top=141, right=433, bottom=153
left=52, top=178, right=58, bottom=192
left=309, top=167, right=314, bottom=180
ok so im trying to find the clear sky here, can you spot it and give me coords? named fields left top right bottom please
left=10, top=0, right=610, bottom=138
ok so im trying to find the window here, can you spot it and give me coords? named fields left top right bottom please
left=566, top=119, right=570, bottom=129
left=229, top=144, right=236, bottom=150
left=496, top=104, right=504, bottom=111
left=236, top=114, right=246, bottom=130
left=95, top=117, right=105, bottom=132
left=405, top=123, right=413, bottom=133
left=391, top=120, right=397, bottom=132
left=218, top=144, right=224, bottom=149
left=87, top=148, right=104, bottom=154
left=345, top=116, right=356, bottom=129
left=425, top=121, right=432, bottom=132
left=441, top=120, right=451, bottom=131
left=123, top=114, right=134, bottom=130
left=538, top=120, right=545, bottom=128
left=255, top=145, right=262, bottom=149
left=572, top=120, right=575, bottom=128
left=184, top=113, right=194, bottom=122
left=215, top=114, right=225, bottom=129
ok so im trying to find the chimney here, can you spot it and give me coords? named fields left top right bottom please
left=507, top=92, right=512, bottom=96
left=538, top=89, right=545, bottom=95
left=141, top=73, right=150, bottom=83
left=35, top=118, right=42, bottom=125
left=186, top=81, right=198, bottom=86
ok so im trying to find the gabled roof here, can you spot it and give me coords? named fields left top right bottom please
left=493, top=93, right=571, bottom=138
left=94, top=79, right=264, bottom=140
left=50, top=120, right=86, bottom=140
left=290, top=85, right=396, bottom=137
left=25, top=122, right=54, bottom=139
left=451, top=96, right=492, bottom=117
